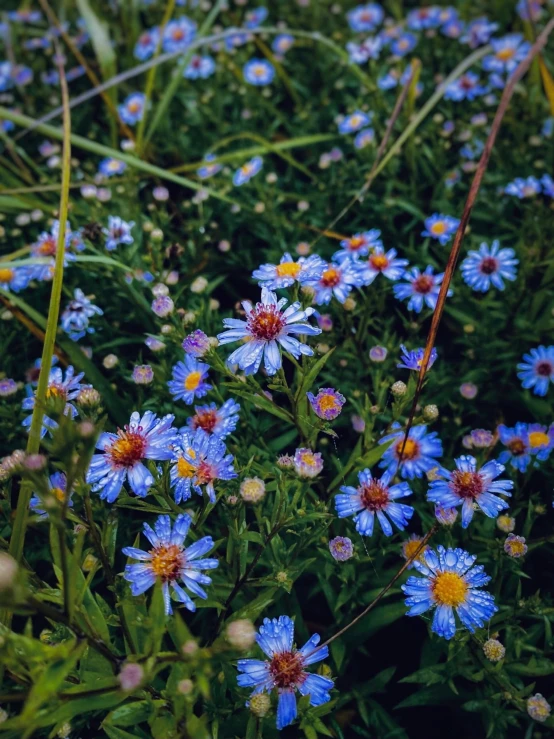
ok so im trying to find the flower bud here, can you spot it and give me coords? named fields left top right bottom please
left=118, top=662, right=144, bottom=691
left=226, top=619, right=256, bottom=650
left=391, top=381, right=407, bottom=397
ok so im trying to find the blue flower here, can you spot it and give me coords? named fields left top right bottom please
left=272, top=34, right=294, bottom=55
left=169, top=427, right=237, bottom=503
left=346, top=37, right=382, bottom=64
left=233, top=156, right=263, bottom=186
left=517, top=345, right=554, bottom=396
left=392, top=33, right=417, bottom=56
left=334, top=229, right=382, bottom=260
left=504, top=176, right=542, bottom=198
left=197, top=153, right=222, bottom=180
left=541, top=174, right=554, bottom=198
left=237, top=616, right=334, bottom=730
left=402, top=545, right=497, bottom=640
left=134, top=27, right=160, bottom=60
left=103, top=215, right=135, bottom=251
left=497, top=423, right=531, bottom=472
left=184, top=398, right=240, bottom=439
left=30, top=472, right=73, bottom=518
left=30, top=220, right=77, bottom=281
left=483, top=34, right=531, bottom=75
left=441, top=19, right=465, bottom=39
left=168, top=355, right=212, bottom=405
left=407, top=6, right=441, bottom=29
left=118, top=93, right=145, bottom=125
left=427, top=455, right=513, bottom=528
left=460, top=240, right=518, bottom=292
left=347, top=3, right=384, bottom=32
left=421, top=213, right=460, bottom=244
left=22, top=366, right=85, bottom=438
left=377, top=71, right=398, bottom=90
left=252, top=252, right=326, bottom=290
left=184, top=55, right=216, bottom=79
left=60, top=288, right=103, bottom=341
left=245, top=6, right=268, bottom=29
left=338, top=110, right=372, bottom=134
left=303, top=260, right=363, bottom=305
left=461, top=18, right=498, bottom=48
left=397, top=345, right=437, bottom=372
left=122, top=513, right=218, bottom=615
left=356, top=247, right=409, bottom=286
left=225, top=32, right=250, bottom=51
left=0, top=266, right=32, bottom=292
left=444, top=72, right=487, bottom=101
left=379, top=423, right=443, bottom=479
left=87, top=411, right=177, bottom=503
left=354, top=127, right=375, bottom=149
left=527, top=423, right=554, bottom=461
left=99, top=158, right=127, bottom=178
left=243, top=59, right=275, bottom=86
left=217, top=287, right=321, bottom=376
left=162, top=17, right=197, bottom=53
left=393, top=266, right=451, bottom=313
left=336, top=468, right=413, bottom=537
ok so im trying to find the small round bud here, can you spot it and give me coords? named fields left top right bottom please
left=483, top=638, right=505, bottom=662
left=152, top=283, right=169, bottom=298
left=226, top=619, right=256, bottom=650
left=503, top=534, right=527, bottom=558
left=103, top=354, right=118, bottom=369
left=527, top=693, right=551, bottom=722
left=329, top=536, right=354, bottom=561
left=239, top=477, right=266, bottom=504
left=369, top=345, right=387, bottom=362
left=0, top=553, right=18, bottom=592
left=39, top=629, right=53, bottom=643
left=423, top=404, right=438, bottom=421
left=77, top=387, right=102, bottom=409
left=190, top=276, right=208, bottom=294
left=276, top=454, right=294, bottom=469
left=24, top=453, right=47, bottom=471
left=132, top=365, right=154, bottom=385
left=435, top=504, right=458, bottom=525
left=249, top=692, right=271, bottom=718
left=343, top=297, right=356, bottom=311
left=276, top=571, right=288, bottom=583
left=77, top=421, right=96, bottom=438
left=161, top=324, right=173, bottom=335
left=182, top=640, right=198, bottom=656
left=118, top=662, right=144, bottom=691
left=177, top=678, right=194, bottom=695
left=391, top=381, right=407, bottom=397
left=150, top=228, right=164, bottom=242
left=151, top=296, right=174, bottom=317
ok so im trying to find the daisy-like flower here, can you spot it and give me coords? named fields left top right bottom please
left=86, top=411, right=177, bottom=503
left=347, top=3, right=384, bottom=32
left=184, top=398, right=240, bottom=439
left=217, top=288, right=321, bottom=376
left=421, top=214, right=460, bottom=244
left=197, top=153, right=222, bottom=180
left=30, top=220, right=76, bottom=281
left=460, top=240, right=518, bottom=292
left=182, top=329, right=211, bottom=358
left=307, top=388, right=345, bottom=420
left=334, top=229, right=382, bottom=260
left=233, top=156, right=263, bottom=186
left=134, top=27, right=160, bottom=60
left=236, top=615, right=334, bottom=731
left=379, top=423, right=443, bottom=479
left=527, top=422, right=554, bottom=461
left=444, top=72, right=487, bottom=102
left=402, top=534, right=429, bottom=569
left=168, top=355, right=212, bottom=404
left=118, top=93, right=145, bottom=126
left=122, top=513, right=218, bottom=615
left=527, top=694, right=551, bottom=722
left=391, top=33, right=417, bottom=57
left=0, top=266, right=32, bottom=292
left=346, top=37, right=382, bottom=64
left=304, top=259, right=363, bottom=305
left=243, top=59, right=275, bottom=86
left=22, top=366, right=85, bottom=437
left=406, top=6, right=441, bottom=30
left=461, top=17, right=498, bottom=48
left=483, top=34, right=531, bottom=75
left=30, top=471, right=73, bottom=518
left=393, top=266, right=451, bottom=313
left=184, top=55, right=216, bottom=80
left=504, top=175, right=542, bottom=198
left=244, top=7, right=268, bottom=29
left=354, top=127, right=375, bottom=149
left=356, top=246, right=409, bottom=286
left=336, top=468, right=413, bottom=537
left=338, top=110, right=372, bottom=134
left=60, top=288, right=103, bottom=341
left=0, top=378, right=18, bottom=397
left=504, top=534, right=527, bottom=558
left=427, top=455, right=513, bottom=528
left=99, top=158, right=127, bottom=178
left=329, top=536, right=354, bottom=561
left=272, top=34, right=294, bottom=55
left=517, top=345, right=554, bottom=396
left=169, top=427, right=236, bottom=503
left=541, top=173, right=554, bottom=198
left=103, top=215, right=135, bottom=251
left=397, top=345, right=437, bottom=372
left=402, top=545, right=497, bottom=640
left=252, top=252, right=326, bottom=290
left=293, top=448, right=323, bottom=478
left=162, top=17, right=197, bottom=53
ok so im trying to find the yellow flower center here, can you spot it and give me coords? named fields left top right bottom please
left=109, top=431, right=147, bottom=468
left=149, top=543, right=184, bottom=582
left=176, top=453, right=196, bottom=478
left=395, top=438, right=419, bottom=461
left=528, top=431, right=549, bottom=448
left=46, top=384, right=67, bottom=401
left=496, top=47, right=515, bottom=61
left=430, top=221, right=447, bottom=235
left=369, top=254, right=389, bottom=271
left=184, top=371, right=202, bottom=391
left=506, top=539, right=526, bottom=557
left=275, top=261, right=301, bottom=278
left=0, top=268, right=14, bottom=283
left=51, top=487, right=65, bottom=503
left=318, top=394, right=340, bottom=413
left=350, top=114, right=361, bottom=127
left=432, top=571, right=467, bottom=607
left=348, top=236, right=365, bottom=251
left=128, top=101, right=141, bottom=113
left=403, top=537, right=426, bottom=563
left=320, top=267, right=340, bottom=287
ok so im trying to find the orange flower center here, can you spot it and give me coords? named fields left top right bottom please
left=149, top=543, right=184, bottom=582
left=51, top=486, right=66, bottom=503
left=528, top=431, right=549, bottom=448
left=348, top=236, right=365, bottom=251
left=0, top=268, right=14, bottom=283
left=369, top=254, right=389, bottom=271
left=247, top=305, right=285, bottom=341
left=430, top=221, right=447, bottom=235
left=451, top=470, right=484, bottom=499
left=318, top=394, right=340, bottom=413
left=176, top=454, right=196, bottom=478
left=109, top=430, right=147, bottom=468
left=432, top=571, right=467, bottom=607
left=320, top=268, right=341, bottom=288
left=496, top=47, right=515, bottom=61
left=191, top=409, right=218, bottom=433
left=46, top=384, right=67, bottom=401
left=275, top=261, right=301, bottom=278
left=195, top=460, right=214, bottom=486
left=184, top=371, right=202, bottom=391
left=359, top=480, right=389, bottom=511
left=269, top=651, right=304, bottom=688
left=395, top=438, right=419, bottom=461
left=37, top=237, right=57, bottom=256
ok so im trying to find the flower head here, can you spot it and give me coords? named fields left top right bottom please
left=240, top=477, right=266, bottom=503
left=87, top=411, right=177, bottom=503
left=504, top=534, right=527, bottom=558
left=461, top=18, right=498, bottom=48
left=132, top=365, right=154, bottom=385
left=393, top=266, right=451, bottom=313
left=184, top=55, right=216, bottom=80
left=307, top=388, right=345, bottom=420
left=303, top=260, right=363, bottom=305
left=354, top=246, right=409, bottom=286
left=60, top=288, right=103, bottom=341
left=0, top=266, right=32, bottom=292
left=504, top=175, right=541, bottom=199
left=134, top=27, right=160, bottom=60
left=427, top=455, right=513, bottom=528
left=527, top=422, right=554, bottom=461
left=293, top=448, right=323, bottom=478
left=233, top=156, right=263, bottom=186
left=518, top=346, right=554, bottom=396
left=252, top=253, right=326, bottom=290
left=379, top=424, right=443, bottom=479
left=397, top=345, right=437, bottom=372
left=347, top=3, right=384, bottom=32
left=22, top=366, right=85, bottom=437
left=169, top=427, right=236, bottom=504
left=185, top=399, right=240, bottom=439
left=445, top=72, right=487, bottom=102
left=483, top=638, right=505, bottom=662
left=236, top=615, right=334, bottom=730
left=460, top=240, right=518, bottom=292
left=197, top=153, right=222, bottom=180
left=354, top=128, right=375, bottom=149
left=99, top=158, right=126, bottom=178
left=182, top=329, right=211, bottom=358
left=162, top=17, right=197, bottom=53
left=30, top=471, right=73, bottom=518
left=369, top=345, right=387, bottom=362
left=217, top=288, right=321, bottom=376
left=329, top=536, right=354, bottom=561
left=168, top=355, right=211, bottom=404
left=335, top=229, right=382, bottom=260
left=483, top=34, right=531, bottom=75
left=122, top=513, right=218, bottom=615
left=338, top=110, right=372, bottom=134
left=118, top=93, right=145, bottom=125
left=103, top=216, right=134, bottom=251
left=0, top=378, right=18, bottom=397
left=336, top=468, right=413, bottom=537
left=421, top=214, right=460, bottom=244
left=527, top=694, right=551, bottom=722
left=402, top=545, right=497, bottom=640
left=272, top=34, right=294, bottom=55
left=243, top=59, right=275, bottom=86
left=402, top=534, right=429, bottom=568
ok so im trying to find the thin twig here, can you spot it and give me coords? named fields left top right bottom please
left=397, top=17, right=554, bottom=468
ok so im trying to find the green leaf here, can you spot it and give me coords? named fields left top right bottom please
left=76, top=0, right=116, bottom=80
left=104, top=727, right=143, bottom=739
left=355, top=438, right=395, bottom=473
left=226, top=385, right=294, bottom=424
left=104, top=700, right=154, bottom=727
left=146, top=580, right=166, bottom=656
left=231, top=588, right=279, bottom=621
